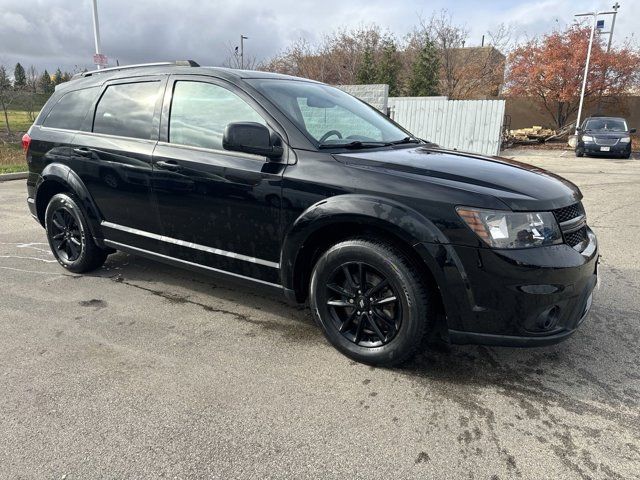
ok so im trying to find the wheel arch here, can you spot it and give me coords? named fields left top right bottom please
left=281, top=195, right=450, bottom=307
left=35, top=163, right=104, bottom=241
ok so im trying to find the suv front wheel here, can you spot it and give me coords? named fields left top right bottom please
left=45, top=193, right=108, bottom=273
left=309, top=238, right=434, bottom=366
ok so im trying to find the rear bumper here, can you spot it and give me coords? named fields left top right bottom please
left=417, top=228, right=598, bottom=348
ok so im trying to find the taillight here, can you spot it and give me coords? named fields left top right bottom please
left=22, top=133, right=31, bottom=154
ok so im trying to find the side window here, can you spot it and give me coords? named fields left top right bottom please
left=42, top=87, right=98, bottom=130
left=169, top=81, right=266, bottom=150
left=93, top=82, right=161, bottom=139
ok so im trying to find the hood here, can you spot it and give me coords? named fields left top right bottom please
left=335, top=146, right=582, bottom=211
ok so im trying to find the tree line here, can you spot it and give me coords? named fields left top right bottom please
left=259, top=12, right=510, bottom=99
left=0, top=63, right=76, bottom=134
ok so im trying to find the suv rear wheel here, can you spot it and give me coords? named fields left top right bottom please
left=45, top=193, right=108, bottom=273
left=309, top=238, right=434, bottom=366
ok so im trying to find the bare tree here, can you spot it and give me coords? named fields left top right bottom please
left=259, top=25, right=388, bottom=85
left=221, top=41, right=258, bottom=69
left=26, top=65, right=39, bottom=93
left=0, top=64, right=17, bottom=134
left=415, top=11, right=510, bottom=99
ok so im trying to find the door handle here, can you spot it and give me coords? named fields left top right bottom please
left=73, top=147, right=92, bottom=157
left=155, top=160, right=181, bottom=172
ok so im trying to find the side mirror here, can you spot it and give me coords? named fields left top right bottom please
left=223, top=122, right=284, bottom=160
left=576, top=127, right=582, bottom=132
left=630, top=128, right=637, bottom=134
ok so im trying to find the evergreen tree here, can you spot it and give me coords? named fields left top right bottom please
left=356, top=46, right=376, bottom=84
left=375, top=39, right=401, bottom=96
left=39, top=70, right=54, bottom=94
left=0, top=66, right=10, bottom=90
left=53, top=68, right=63, bottom=85
left=408, top=38, right=441, bottom=96
left=13, top=63, right=26, bottom=89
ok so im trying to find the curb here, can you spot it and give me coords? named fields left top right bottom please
left=0, top=172, right=28, bottom=182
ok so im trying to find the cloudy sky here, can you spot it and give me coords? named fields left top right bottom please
left=0, top=0, right=637, bottom=74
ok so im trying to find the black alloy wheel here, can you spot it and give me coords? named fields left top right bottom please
left=45, top=193, right=108, bottom=273
left=310, top=238, right=435, bottom=366
left=49, top=207, right=83, bottom=262
left=325, top=262, right=401, bottom=347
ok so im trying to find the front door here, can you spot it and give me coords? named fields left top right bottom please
left=152, top=77, right=286, bottom=285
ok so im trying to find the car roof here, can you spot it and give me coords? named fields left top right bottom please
left=58, top=63, right=319, bottom=93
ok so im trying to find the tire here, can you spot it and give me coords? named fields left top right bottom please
left=575, top=149, right=584, bottom=157
left=45, top=193, right=108, bottom=273
left=309, top=238, right=434, bottom=366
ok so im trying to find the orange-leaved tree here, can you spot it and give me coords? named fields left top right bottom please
left=506, top=24, right=640, bottom=128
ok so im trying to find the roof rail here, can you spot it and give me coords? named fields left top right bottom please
left=74, top=60, right=200, bottom=78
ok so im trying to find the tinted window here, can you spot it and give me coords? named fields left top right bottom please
left=42, top=87, right=98, bottom=130
left=169, top=81, right=265, bottom=150
left=247, top=79, right=408, bottom=145
left=93, top=82, right=161, bottom=139
left=584, top=118, right=628, bottom=132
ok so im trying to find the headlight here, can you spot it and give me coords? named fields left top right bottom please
left=620, top=136, right=631, bottom=143
left=456, top=207, right=562, bottom=248
left=582, top=135, right=594, bottom=142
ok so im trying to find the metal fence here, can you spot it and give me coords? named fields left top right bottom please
left=388, top=97, right=505, bottom=156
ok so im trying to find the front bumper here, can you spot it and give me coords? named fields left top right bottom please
left=580, top=141, right=631, bottom=157
left=421, top=228, right=598, bottom=347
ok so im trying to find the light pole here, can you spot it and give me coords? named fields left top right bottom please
left=239, top=35, right=248, bottom=69
left=574, top=8, right=618, bottom=133
left=91, top=0, right=104, bottom=69
left=606, top=2, right=620, bottom=53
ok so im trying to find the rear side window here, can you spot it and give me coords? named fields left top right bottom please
left=93, top=82, right=161, bottom=139
left=42, top=87, right=98, bottom=130
left=169, top=81, right=265, bottom=150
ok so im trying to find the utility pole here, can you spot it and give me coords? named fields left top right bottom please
left=606, top=2, right=620, bottom=53
left=91, top=0, right=104, bottom=69
left=574, top=8, right=618, bottom=133
left=240, top=35, right=248, bottom=69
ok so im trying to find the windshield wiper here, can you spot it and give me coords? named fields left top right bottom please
left=318, top=140, right=391, bottom=149
left=388, top=136, right=422, bottom=145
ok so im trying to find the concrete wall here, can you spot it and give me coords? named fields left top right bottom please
left=505, top=97, right=640, bottom=130
left=337, top=84, right=389, bottom=112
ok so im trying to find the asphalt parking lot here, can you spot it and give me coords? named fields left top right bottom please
left=1, top=151, right=639, bottom=479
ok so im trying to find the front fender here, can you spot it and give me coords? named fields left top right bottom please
left=36, top=163, right=103, bottom=240
left=280, top=194, right=448, bottom=290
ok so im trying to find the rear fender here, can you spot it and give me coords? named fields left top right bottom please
left=36, top=163, right=104, bottom=240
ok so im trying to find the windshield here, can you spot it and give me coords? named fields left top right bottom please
left=584, top=118, right=628, bottom=132
left=247, top=79, right=412, bottom=147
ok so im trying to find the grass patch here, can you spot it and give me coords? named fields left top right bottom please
left=0, top=142, right=27, bottom=173
left=1, top=110, right=36, bottom=133
left=0, top=164, right=28, bottom=174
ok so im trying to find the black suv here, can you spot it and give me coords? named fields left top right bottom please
left=24, top=61, right=598, bottom=365
left=575, top=116, right=635, bottom=158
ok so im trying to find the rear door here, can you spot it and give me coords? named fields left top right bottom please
left=72, top=77, right=166, bottom=246
left=151, top=76, right=286, bottom=285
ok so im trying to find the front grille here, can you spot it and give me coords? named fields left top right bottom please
left=553, top=203, right=585, bottom=223
left=595, top=137, right=619, bottom=146
left=553, top=203, right=588, bottom=250
left=564, top=226, right=587, bottom=247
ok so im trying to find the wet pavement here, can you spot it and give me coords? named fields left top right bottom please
left=1, top=152, right=639, bottom=479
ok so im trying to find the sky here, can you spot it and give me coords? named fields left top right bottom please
left=0, top=0, right=637, bottom=74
